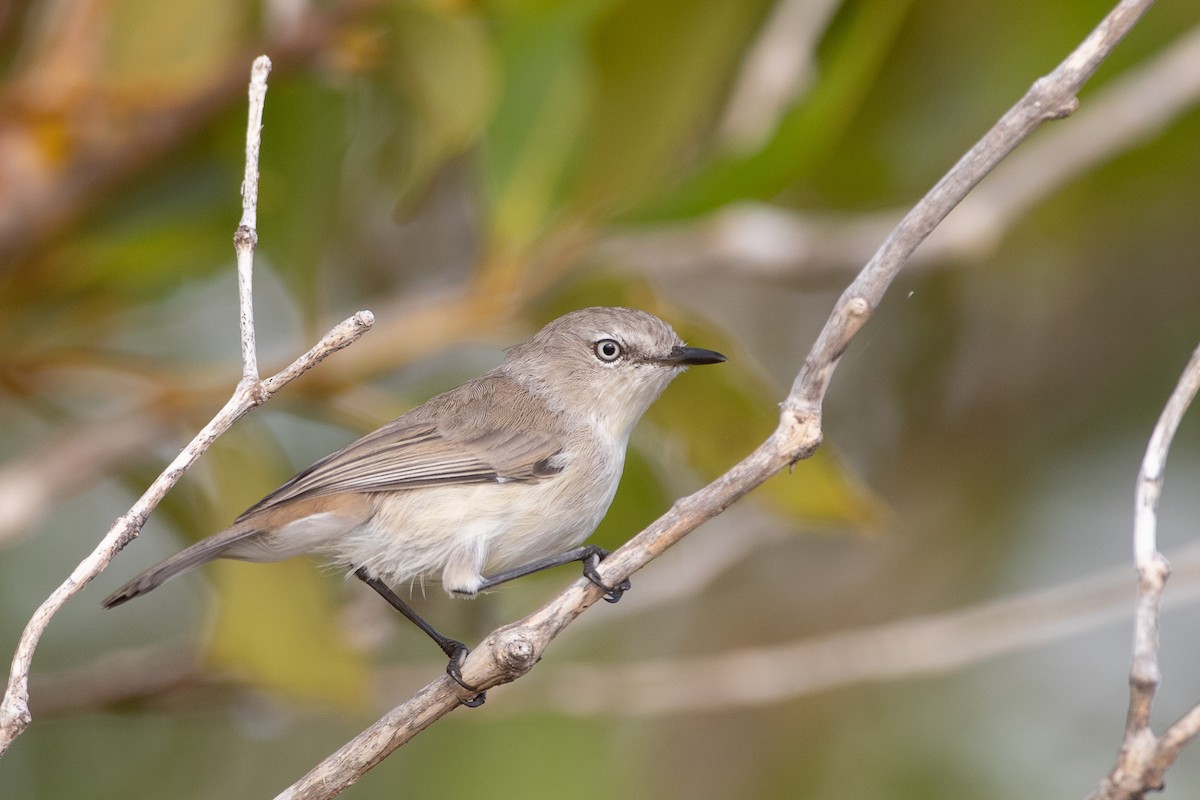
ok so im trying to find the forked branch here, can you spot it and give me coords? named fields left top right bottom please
left=0, top=55, right=374, bottom=757
left=1088, top=342, right=1200, bottom=799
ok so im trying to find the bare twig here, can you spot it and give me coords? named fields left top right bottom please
left=276, top=2, right=1157, bottom=797
left=236, top=57, right=269, bottom=383
left=0, top=55, right=374, bottom=758
left=1089, top=342, right=1200, bottom=800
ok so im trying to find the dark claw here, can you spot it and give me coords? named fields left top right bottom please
left=459, top=690, right=487, bottom=708
left=602, top=577, right=632, bottom=604
left=444, top=641, right=487, bottom=707
left=583, top=548, right=632, bottom=603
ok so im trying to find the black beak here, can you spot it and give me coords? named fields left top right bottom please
left=657, top=345, right=727, bottom=366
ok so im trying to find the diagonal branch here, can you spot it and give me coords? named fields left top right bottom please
left=0, top=55, right=374, bottom=758
left=276, top=1, right=1158, bottom=798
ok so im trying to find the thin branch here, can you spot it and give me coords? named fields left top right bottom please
left=236, top=56, right=270, bottom=383
left=1089, top=341, right=1200, bottom=800
left=276, top=2, right=1157, bottom=797
left=0, top=56, right=375, bottom=758
left=1157, top=704, right=1200, bottom=771
left=1132, top=347, right=1200, bottom=570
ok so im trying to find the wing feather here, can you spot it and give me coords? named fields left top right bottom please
left=235, top=374, right=563, bottom=520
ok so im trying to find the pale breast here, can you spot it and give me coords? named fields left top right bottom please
left=326, top=440, right=626, bottom=595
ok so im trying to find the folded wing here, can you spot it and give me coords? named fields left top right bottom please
left=236, top=374, right=564, bottom=520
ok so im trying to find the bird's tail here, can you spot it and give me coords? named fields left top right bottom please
left=102, top=525, right=265, bottom=608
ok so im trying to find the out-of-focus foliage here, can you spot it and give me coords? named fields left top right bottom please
left=202, top=436, right=370, bottom=706
left=1, top=0, right=1200, bottom=798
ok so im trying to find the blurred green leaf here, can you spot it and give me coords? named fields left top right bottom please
left=257, top=80, right=349, bottom=318
left=483, top=0, right=772, bottom=255
left=25, top=161, right=233, bottom=308
left=571, top=0, right=773, bottom=212
left=399, top=714, right=652, bottom=799
left=389, top=6, right=497, bottom=154
left=206, top=559, right=368, bottom=706
left=385, top=4, right=498, bottom=211
left=637, top=0, right=915, bottom=220
left=483, top=3, right=601, bottom=254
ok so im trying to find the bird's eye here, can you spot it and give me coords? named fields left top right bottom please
left=594, top=339, right=623, bottom=362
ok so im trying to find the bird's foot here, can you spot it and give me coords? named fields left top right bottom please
left=442, top=639, right=486, bottom=708
left=582, top=546, right=632, bottom=604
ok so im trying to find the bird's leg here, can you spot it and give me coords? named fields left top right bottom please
left=474, top=544, right=631, bottom=603
left=354, top=568, right=486, bottom=707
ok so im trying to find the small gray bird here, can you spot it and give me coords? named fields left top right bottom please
left=104, top=307, right=725, bottom=703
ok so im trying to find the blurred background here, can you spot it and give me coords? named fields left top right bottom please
left=2, top=0, right=1200, bottom=797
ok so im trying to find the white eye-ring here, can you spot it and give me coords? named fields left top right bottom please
left=594, top=338, right=623, bottom=362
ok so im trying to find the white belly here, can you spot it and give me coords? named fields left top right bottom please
left=325, top=449, right=624, bottom=595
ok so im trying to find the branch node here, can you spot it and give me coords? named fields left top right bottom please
left=245, top=380, right=270, bottom=408
left=233, top=224, right=258, bottom=252
left=113, top=514, right=143, bottom=550
left=492, top=629, right=541, bottom=677
left=844, top=296, right=870, bottom=318
left=1111, top=727, right=1165, bottom=794
left=1028, top=76, right=1080, bottom=121
left=1141, top=552, right=1171, bottom=586
left=1052, top=96, right=1081, bottom=120
left=780, top=406, right=823, bottom=463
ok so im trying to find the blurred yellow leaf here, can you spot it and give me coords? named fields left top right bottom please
left=206, top=559, right=368, bottom=707
left=199, top=430, right=368, bottom=706
left=649, top=340, right=888, bottom=531
left=106, top=0, right=243, bottom=94
left=387, top=4, right=498, bottom=206
left=483, top=5, right=597, bottom=255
